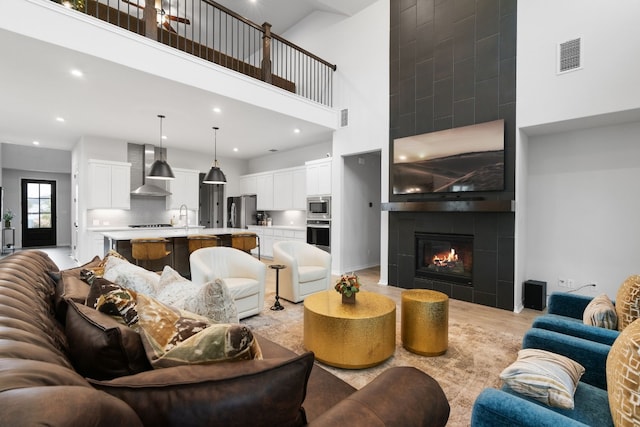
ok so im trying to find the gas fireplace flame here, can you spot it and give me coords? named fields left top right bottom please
left=433, top=249, right=458, bottom=266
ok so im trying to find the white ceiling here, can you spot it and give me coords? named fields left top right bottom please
left=0, top=0, right=376, bottom=159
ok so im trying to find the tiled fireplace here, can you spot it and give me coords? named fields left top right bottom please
left=388, top=208, right=515, bottom=311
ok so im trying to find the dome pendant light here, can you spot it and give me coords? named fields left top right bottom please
left=203, top=126, right=227, bottom=185
left=148, top=114, right=175, bottom=180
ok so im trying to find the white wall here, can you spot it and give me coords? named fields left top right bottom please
left=525, top=122, right=640, bottom=299
left=246, top=141, right=332, bottom=174
left=283, top=0, right=390, bottom=277
left=518, top=0, right=640, bottom=129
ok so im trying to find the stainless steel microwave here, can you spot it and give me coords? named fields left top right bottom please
left=306, top=196, right=331, bottom=219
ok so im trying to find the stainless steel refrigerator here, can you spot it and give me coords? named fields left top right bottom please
left=227, top=195, right=257, bottom=229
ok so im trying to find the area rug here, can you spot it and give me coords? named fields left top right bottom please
left=242, top=285, right=522, bottom=427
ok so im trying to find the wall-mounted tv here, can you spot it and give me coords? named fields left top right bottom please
left=392, top=119, right=505, bottom=195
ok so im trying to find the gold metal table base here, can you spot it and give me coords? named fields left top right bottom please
left=401, top=289, right=449, bottom=356
left=303, top=290, right=396, bottom=369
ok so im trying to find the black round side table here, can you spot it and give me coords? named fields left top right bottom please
left=269, top=264, right=286, bottom=311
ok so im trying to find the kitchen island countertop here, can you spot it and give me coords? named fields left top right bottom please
left=100, top=227, right=249, bottom=241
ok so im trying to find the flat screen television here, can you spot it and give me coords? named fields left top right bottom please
left=392, top=119, right=505, bottom=195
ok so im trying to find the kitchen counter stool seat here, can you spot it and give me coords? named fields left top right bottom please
left=130, top=238, right=171, bottom=270
left=188, top=234, right=220, bottom=254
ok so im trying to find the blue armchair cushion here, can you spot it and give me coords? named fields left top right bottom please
left=522, top=328, right=610, bottom=390
left=583, top=293, right=617, bottom=329
left=499, top=349, right=584, bottom=409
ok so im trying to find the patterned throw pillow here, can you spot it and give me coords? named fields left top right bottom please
left=103, top=256, right=160, bottom=297
left=583, top=293, right=618, bottom=329
left=615, top=275, right=640, bottom=331
left=156, top=266, right=239, bottom=324
left=607, top=318, right=640, bottom=426
left=500, top=348, right=585, bottom=409
left=96, top=284, right=261, bottom=368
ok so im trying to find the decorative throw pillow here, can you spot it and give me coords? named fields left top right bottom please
left=583, top=293, right=618, bottom=329
left=607, top=318, right=640, bottom=426
left=86, top=277, right=128, bottom=309
left=96, top=285, right=261, bottom=368
left=500, top=348, right=585, bottom=409
left=103, top=255, right=160, bottom=297
left=51, top=256, right=100, bottom=323
left=184, top=279, right=239, bottom=324
left=615, top=275, right=640, bottom=331
left=155, top=265, right=201, bottom=308
left=65, top=300, right=151, bottom=380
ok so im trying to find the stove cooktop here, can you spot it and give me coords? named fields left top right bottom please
left=128, top=224, right=174, bottom=228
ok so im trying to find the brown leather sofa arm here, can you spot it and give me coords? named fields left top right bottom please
left=307, top=366, right=449, bottom=427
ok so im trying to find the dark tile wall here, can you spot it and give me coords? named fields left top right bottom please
left=388, top=0, right=517, bottom=310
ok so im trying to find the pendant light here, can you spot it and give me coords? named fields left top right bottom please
left=148, top=114, right=175, bottom=180
left=203, top=126, right=227, bottom=184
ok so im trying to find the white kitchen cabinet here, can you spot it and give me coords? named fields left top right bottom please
left=273, top=170, right=293, bottom=210
left=166, top=168, right=200, bottom=210
left=256, top=172, right=274, bottom=210
left=292, top=167, right=307, bottom=210
left=86, top=231, right=106, bottom=260
left=248, top=226, right=305, bottom=259
left=239, top=175, right=257, bottom=196
left=306, top=158, right=332, bottom=196
left=87, top=160, right=131, bottom=209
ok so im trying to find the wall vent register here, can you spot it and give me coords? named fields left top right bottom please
left=558, top=38, right=582, bottom=73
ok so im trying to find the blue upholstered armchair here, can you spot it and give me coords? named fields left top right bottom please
left=532, top=292, right=619, bottom=346
left=471, top=328, right=614, bottom=426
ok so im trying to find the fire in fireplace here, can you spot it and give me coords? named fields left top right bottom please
left=415, top=232, right=473, bottom=285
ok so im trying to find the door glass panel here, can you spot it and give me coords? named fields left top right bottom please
left=27, top=183, right=52, bottom=229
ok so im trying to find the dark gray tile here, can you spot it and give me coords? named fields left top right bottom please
left=416, top=97, right=434, bottom=135
left=473, top=291, right=496, bottom=307
left=500, top=0, right=517, bottom=17
left=453, top=56, right=474, bottom=101
left=416, top=59, right=434, bottom=98
left=473, top=249, right=497, bottom=294
left=497, top=237, right=514, bottom=282
left=453, top=99, right=475, bottom=127
left=434, top=77, right=453, bottom=118
left=451, top=213, right=475, bottom=234
left=499, top=11, right=517, bottom=60
left=397, top=113, right=416, bottom=138
left=433, top=280, right=453, bottom=297
left=434, top=116, right=453, bottom=131
left=452, top=284, right=473, bottom=302
left=389, top=93, right=399, bottom=128
left=390, top=24, right=400, bottom=62
left=475, top=77, right=499, bottom=123
left=453, top=0, right=475, bottom=21
left=389, top=59, right=399, bottom=95
left=399, top=41, right=416, bottom=81
left=388, top=264, right=398, bottom=287
left=496, top=280, right=514, bottom=310
left=400, top=0, right=417, bottom=12
left=399, top=77, right=416, bottom=115
left=399, top=5, right=417, bottom=45
left=416, top=22, right=435, bottom=62
left=476, top=0, right=500, bottom=41
left=453, top=15, right=475, bottom=62
left=398, top=254, right=416, bottom=287
left=497, top=213, right=515, bottom=237
left=417, top=0, right=435, bottom=26
left=434, top=0, right=454, bottom=42
left=476, top=34, right=500, bottom=81
left=434, top=39, right=453, bottom=81
left=499, top=57, right=516, bottom=104
left=474, top=213, right=498, bottom=251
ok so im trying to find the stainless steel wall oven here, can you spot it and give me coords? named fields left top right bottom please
left=306, top=219, right=330, bottom=253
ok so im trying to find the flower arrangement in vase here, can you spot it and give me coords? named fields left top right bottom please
left=335, top=273, right=361, bottom=304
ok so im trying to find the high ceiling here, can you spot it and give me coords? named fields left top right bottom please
left=0, top=0, right=377, bottom=159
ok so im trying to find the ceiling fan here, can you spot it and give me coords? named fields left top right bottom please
left=121, top=0, right=191, bottom=33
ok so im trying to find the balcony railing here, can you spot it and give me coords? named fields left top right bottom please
left=57, top=0, right=336, bottom=106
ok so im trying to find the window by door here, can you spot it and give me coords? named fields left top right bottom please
left=21, top=179, right=57, bottom=248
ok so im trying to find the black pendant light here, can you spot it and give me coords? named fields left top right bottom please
left=148, top=114, right=175, bottom=180
left=203, top=126, right=227, bottom=184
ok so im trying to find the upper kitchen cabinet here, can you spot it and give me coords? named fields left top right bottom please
left=239, top=175, right=257, bottom=196
left=87, top=159, right=131, bottom=209
left=306, top=158, right=332, bottom=196
left=273, top=166, right=306, bottom=210
left=166, top=168, right=200, bottom=210
left=256, top=172, right=274, bottom=211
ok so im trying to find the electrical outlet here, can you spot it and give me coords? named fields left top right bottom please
left=558, top=278, right=567, bottom=287
left=567, top=279, right=575, bottom=289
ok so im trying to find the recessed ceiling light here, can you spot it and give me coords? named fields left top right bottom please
left=293, top=128, right=301, bottom=134
left=56, top=117, right=65, bottom=122
left=213, top=107, right=222, bottom=113
left=70, top=69, right=83, bottom=77
left=162, top=135, right=167, bottom=140
left=233, top=147, right=239, bottom=152
left=33, top=141, right=40, bottom=146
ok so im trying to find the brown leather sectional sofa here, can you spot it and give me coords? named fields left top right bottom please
left=0, top=250, right=449, bottom=426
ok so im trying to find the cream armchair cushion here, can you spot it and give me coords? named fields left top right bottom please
left=272, top=241, right=331, bottom=303
left=190, top=247, right=266, bottom=319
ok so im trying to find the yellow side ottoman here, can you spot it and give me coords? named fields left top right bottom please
left=401, top=289, right=449, bottom=356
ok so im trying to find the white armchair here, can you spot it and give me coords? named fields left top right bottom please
left=272, top=241, right=332, bottom=303
left=189, top=247, right=266, bottom=319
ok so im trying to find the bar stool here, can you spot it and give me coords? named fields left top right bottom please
left=130, top=238, right=171, bottom=270
left=188, top=234, right=220, bottom=254
left=231, top=232, right=260, bottom=260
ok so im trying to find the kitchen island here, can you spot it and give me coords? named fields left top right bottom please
left=101, top=227, right=248, bottom=277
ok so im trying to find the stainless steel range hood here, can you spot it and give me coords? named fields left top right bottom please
left=129, top=143, right=172, bottom=197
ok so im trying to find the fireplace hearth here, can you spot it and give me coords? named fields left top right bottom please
left=416, top=233, right=473, bottom=285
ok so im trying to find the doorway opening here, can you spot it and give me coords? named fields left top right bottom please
left=21, top=179, right=57, bottom=247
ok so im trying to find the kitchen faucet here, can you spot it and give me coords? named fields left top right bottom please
left=179, top=204, right=188, bottom=230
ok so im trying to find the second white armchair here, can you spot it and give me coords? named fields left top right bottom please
left=272, top=240, right=332, bottom=303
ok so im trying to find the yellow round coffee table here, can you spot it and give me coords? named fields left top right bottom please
left=303, top=290, right=396, bottom=369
